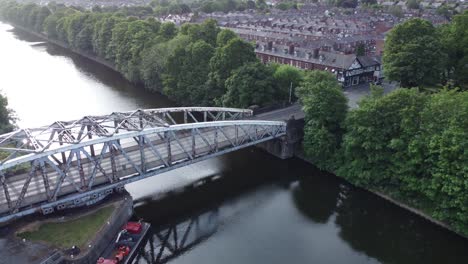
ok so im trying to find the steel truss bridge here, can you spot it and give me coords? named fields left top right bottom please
left=0, top=107, right=286, bottom=223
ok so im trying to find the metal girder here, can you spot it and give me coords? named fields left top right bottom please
left=0, top=108, right=284, bottom=223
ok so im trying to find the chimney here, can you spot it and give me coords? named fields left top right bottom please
left=313, top=48, right=319, bottom=59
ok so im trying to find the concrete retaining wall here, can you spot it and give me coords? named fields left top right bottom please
left=257, top=117, right=304, bottom=159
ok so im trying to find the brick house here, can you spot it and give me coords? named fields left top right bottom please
left=256, top=43, right=382, bottom=87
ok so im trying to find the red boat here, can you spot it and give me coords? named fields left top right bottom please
left=97, top=221, right=150, bottom=264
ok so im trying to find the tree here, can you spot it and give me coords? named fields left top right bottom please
left=216, top=29, right=237, bottom=47
left=246, top=0, right=256, bottom=9
left=441, top=12, right=468, bottom=88
left=361, top=0, right=377, bottom=5
left=338, top=88, right=427, bottom=187
left=406, top=0, right=420, bottom=10
left=388, top=6, right=403, bottom=18
left=415, top=90, right=468, bottom=232
left=383, top=18, right=445, bottom=87
left=159, top=22, right=177, bottom=40
left=163, top=40, right=215, bottom=105
left=207, top=37, right=257, bottom=104
left=356, top=43, right=365, bottom=56
left=34, top=6, right=51, bottom=32
left=43, top=10, right=67, bottom=39
left=331, top=0, right=358, bottom=8
left=141, top=35, right=191, bottom=92
left=296, top=71, right=348, bottom=170
left=92, top=15, right=125, bottom=57
left=222, top=62, right=278, bottom=108
left=0, top=93, right=15, bottom=134
left=272, top=64, right=304, bottom=103
left=436, top=5, right=452, bottom=20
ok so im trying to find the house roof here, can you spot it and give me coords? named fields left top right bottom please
left=357, top=56, right=380, bottom=67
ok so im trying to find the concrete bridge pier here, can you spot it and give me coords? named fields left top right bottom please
left=257, top=117, right=304, bottom=159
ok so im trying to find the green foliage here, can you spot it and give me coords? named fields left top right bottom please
left=440, top=12, right=468, bottom=89
left=222, top=62, right=278, bottom=108
left=388, top=5, right=403, bottom=18
left=296, top=71, right=348, bottom=171
left=163, top=39, right=215, bottom=105
left=416, top=90, right=468, bottom=231
left=339, top=89, right=427, bottom=187
left=360, top=0, right=377, bottom=5
left=406, top=0, right=420, bottom=10
left=18, top=206, right=114, bottom=249
left=208, top=37, right=257, bottom=104
left=383, top=18, right=445, bottom=88
left=0, top=92, right=15, bottom=134
left=355, top=43, right=365, bottom=56
left=335, top=88, right=468, bottom=234
left=216, top=29, right=237, bottom=47
left=436, top=5, right=455, bottom=20
left=272, top=64, right=304, bottom=102
left=329, top=0, right=358, bottom=8
left=275, top=1, right=297, bottom=10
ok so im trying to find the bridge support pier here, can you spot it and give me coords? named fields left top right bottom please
left=257, top=117, right=304, bottom=159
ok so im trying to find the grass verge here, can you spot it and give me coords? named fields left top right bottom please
left=18, top=206, right=114, bottom=249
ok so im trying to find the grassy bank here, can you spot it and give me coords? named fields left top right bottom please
left=18, top=206, right=114, bottom=249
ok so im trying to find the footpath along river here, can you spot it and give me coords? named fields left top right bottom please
left=0, top=22, right=467, bottom=264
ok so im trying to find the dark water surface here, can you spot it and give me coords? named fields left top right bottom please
left=0, top=22, right=467, bottom=264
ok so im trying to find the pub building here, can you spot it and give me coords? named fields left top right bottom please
left=255, top=42, right=382, bottom=87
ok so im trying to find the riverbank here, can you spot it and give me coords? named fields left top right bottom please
left=295, top=149, right=468, bottom=240
left=1, top=193, right=133, bottom=264
left=10, top=24, right=118, bottom=73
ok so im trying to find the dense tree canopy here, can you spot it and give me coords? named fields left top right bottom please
left=441, top=12, right=468, bottom=88
left=272, top=64, right=304, bottom=102
left=222, top=62, right=278, bottom=108
left=383, top=18, right=444, bottom=88
left=208, top=37, right=257, bottom=105
left=296, top=71, right=348, bottom=171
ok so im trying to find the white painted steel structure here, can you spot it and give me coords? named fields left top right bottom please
left=0, top=107, right=286, bottom=223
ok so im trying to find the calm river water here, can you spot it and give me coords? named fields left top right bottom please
left=0, top=22, right=467, bottom=264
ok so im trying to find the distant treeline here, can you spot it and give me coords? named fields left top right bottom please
left=11, top=0, right=297, bottom=19
left=0, top=1, right=304, bottom=107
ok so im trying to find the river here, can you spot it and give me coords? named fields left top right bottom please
left=0, top=22, right=467, bottom=264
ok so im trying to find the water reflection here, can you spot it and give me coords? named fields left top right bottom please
left=334, top=184, right=468, bottom=264
left=0, top=24, right=174, bottom=127
left=291, top=170, right=341, bottom=223
left=133, top=209, right=219, bottom=264
left=135, top=156, right=468, bottom=264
